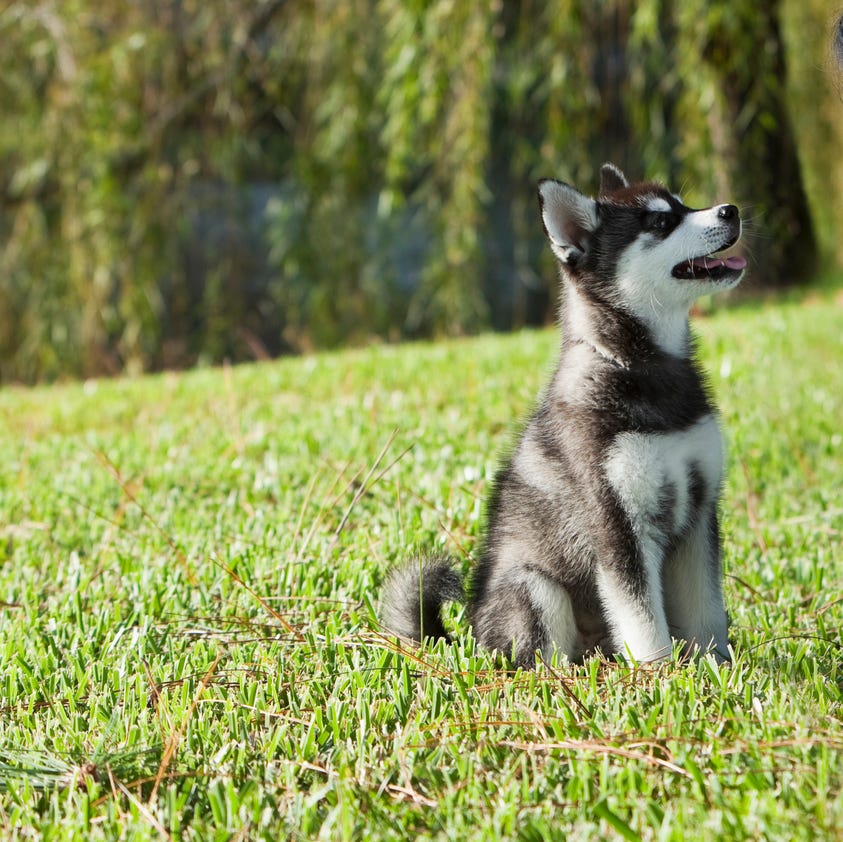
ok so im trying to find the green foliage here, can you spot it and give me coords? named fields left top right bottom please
left=1, top=292, right=842, bottom=837
left=1, top=1, right=841, bottom=382
left=780, top=0, right=843, bottom=271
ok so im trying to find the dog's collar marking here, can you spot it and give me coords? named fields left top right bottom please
left=579, top=337, right=629, bottom=369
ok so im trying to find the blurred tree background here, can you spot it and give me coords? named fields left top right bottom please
left=1, top=0, right=841, bottom=383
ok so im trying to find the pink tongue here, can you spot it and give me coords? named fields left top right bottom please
left=691, top=255, right=746, bottom=270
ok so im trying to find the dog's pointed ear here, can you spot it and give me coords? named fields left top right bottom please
left=537, top=179, right=598, bottom=267
left=599, top=163, right=629, bottom=196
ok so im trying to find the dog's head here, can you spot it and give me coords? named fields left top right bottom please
left=538, top=164, right=746, bottom=318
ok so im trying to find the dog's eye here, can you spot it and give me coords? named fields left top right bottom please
left=643, top=211, right=677, bottom=233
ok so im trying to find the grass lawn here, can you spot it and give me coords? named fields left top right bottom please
left=1, top=291, right=842, bottom=840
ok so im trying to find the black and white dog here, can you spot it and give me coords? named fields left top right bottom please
left=382, top=164, right=745, bottom=667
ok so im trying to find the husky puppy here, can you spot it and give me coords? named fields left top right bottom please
left=381, top=164, right=745, bottom=666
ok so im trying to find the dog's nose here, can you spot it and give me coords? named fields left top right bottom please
left=717, top=204, right=739, bottom=221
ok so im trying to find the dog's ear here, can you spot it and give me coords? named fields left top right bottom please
left=599, top=163, right=629, bottom=196
left=537, top=179, right=598, bottom=267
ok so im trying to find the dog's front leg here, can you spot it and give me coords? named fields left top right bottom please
left=594, top=533, right=673, bottom=662
left=663, top=508, right=730, bottom=662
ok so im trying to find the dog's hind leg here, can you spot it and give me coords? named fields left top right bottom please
left=471, top=568, right=579, bottom=667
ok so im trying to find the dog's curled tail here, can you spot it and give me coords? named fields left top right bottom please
left=380, top=556, right=464, bottom=643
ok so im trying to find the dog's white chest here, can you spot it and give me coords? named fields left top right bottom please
left=603, top=415, right=723, bottom=538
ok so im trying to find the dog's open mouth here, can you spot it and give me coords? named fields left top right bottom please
left=672, top=253, right=747, bottom=281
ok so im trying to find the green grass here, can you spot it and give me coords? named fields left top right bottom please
left=1, top=292, right=842, bottom=840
